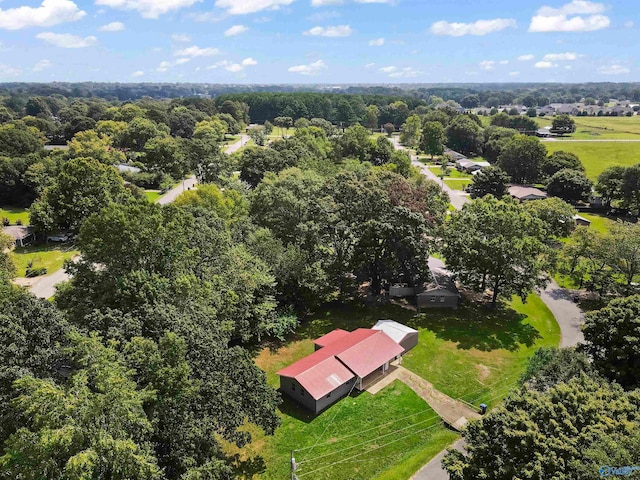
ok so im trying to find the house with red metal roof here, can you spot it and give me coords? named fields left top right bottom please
left=277, top=328, right=405, bottom=413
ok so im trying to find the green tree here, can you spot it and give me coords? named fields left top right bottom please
left=468, top=165, right=509, bottom=199
left=0, top=122, right=45, bottom=156
left=273, top=116, right=293, bottom=137
left=497, top=134, right=547, bottom=184
left=524, top=197, right=577, bottom=238
left=29, top=157, right=132, bottom=234
left=582, top=295, right=640, bottom=389
left=482, top=126, right=517, bottom=164
left=419, top=121, right=445, bottom=159
left=67, top=129, right=126, bottom=165
left=596, top=165, right=626, bottom=207
left=122, top=118, right=169, bottom=151
left=621, top=163, right=640, bottom=213
left=442, top=195, right=549, bottom=305
left=547, top=168, right=593, bottom=202
left=143, top=136, right=188, bottom=179
left=443, top=375, right=640, bottom=480
left=383, top=122, right=395, bottom=136
left=399, top=114, right=422, bottom=147
left=445, top=115, right=482, bottom=155
left=551, top=114, right=576, bottom=135
left=520, top=347, right=595, bottom=392
left=168, top=106, right=197, bottom=139
left=364, top=104, right=379, bottom=131
left=539, top=151, right=584, bottom=180
left=175, top=183, right=248, bottom=225
left=239, top=146, right=293, bottom=187
left=0, top=332, right=161, bottom=480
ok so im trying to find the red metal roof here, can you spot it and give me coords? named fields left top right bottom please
left=277, top=328, right=404, bottom=399
left=313, top=329, right=350, bottom=348
left=294, top=357, right=355, bottom=400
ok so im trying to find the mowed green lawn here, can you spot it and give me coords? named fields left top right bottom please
left=544, top=141, right=640, bottom=180
left=535, top=116, right=640, bottom=140
left=144, top=190, right=162, bottom=203
left=444, top=178, right=472, bottom=190
left=244, top=296, right=559, bottom=480
left=10, top=244, right=79, bottom=277
left=429, top=167, right=471, bottom=178
left=0, top=206, right=30, bottom=225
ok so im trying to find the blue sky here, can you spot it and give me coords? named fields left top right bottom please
left=0, top=0, right=636, bottom=83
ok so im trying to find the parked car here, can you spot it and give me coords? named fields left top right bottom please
left=47, top=233, right=71, bottom=242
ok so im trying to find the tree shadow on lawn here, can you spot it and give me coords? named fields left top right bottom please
left=405, top=303, right=541, bottom=352
left=277, top=387, right=367, bottom=424
left=229, top=454, right=267, bottom=479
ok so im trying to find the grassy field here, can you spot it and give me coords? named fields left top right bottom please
left=245, top=295, right=559, bottom=479
left=544, top=141, right=640, bottom=180
left=535, top=116, right=640, bottom=140
left=429, top=167, right=471, bottom=178
left=144, top=190, right=162, bottom=203
left=444, top=178, right=472, bottom=190
left=0, top=206, right=29, bottom=225
left=268, top=127, right=296, bottom=137
left=10, top=244, right=79, bottom=277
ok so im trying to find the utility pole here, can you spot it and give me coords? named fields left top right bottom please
left=290, top=450, right=299, bottom=480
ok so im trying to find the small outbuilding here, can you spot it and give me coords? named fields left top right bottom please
left=574, top=214, right=591, bottom=227
left=416, top=268, right=460, bottom=310
left=3, top=225, right=35, bottom=248
left=372, top=320, right=418, bottom=354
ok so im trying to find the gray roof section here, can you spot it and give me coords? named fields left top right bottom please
left=372, top=320, right=417, bottom=344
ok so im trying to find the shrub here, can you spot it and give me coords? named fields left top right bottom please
left=15, top=218, right=22, bottom=226
left=25, top=266, right=47, bottom=277
left=1, top=217, right=9, bottom=226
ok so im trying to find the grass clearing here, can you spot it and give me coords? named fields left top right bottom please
left=0, top=206, right=30, bottom=225
left=544, top=141, right=640, bottom=180
left=10, top=244, right=79, bottom=277
left=246, top=296, right=559, bottom=479
left=268, top=127, right=296, bottom=138
left=536, top=116, right=640, bottom=140
left=429, top=167, right=471, bottom=178
left=444, top=179, right=472, bottom=190
left=144, top=190, right=162, bottom=203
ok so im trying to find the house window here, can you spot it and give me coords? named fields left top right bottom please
left=326, top=392, right=331, bottom=399
left=430, top=296, right=436, bottom=303
left=440, top=296, right=445, bottom=303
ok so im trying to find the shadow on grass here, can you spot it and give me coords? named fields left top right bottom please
left=229, top=454, right=266, bottom=479
left=278, top=394, right=317, bottom=423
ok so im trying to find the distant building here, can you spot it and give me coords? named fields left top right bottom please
left=508, top=185, right=548, bottom=202
left=574, top=214, right=591, bottom=227
left=3, top=225, right=35, bottom=248
left=556, top=104, right=579, bottom=115
left=416, top=267, right=460, bottom=310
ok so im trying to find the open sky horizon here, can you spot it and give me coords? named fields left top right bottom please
left=0, top=0, right=636, bottom=83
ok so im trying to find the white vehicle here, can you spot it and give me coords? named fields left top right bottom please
left=47, top=233, right=71, bottom=242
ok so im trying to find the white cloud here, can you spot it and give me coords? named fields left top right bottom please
left=172, top=33, right=191, bottom=42
left=288, top=59, right=327, bottom=75
left=95, top=0, right=201, bottom=19
left=174, top=45, right=220, bottom=57
left=36, top=32, right=97, bottom=48
left=479, top=60, right=495, bottom=70
left=430, top=18, right=516, bottom=36
left=98, top=21, right=125, bottom=31
left=304, top=25, right=352, bottom=37
left=509, top=71, right=520, bottom=76
left=388, top=66, right=421, bottom=78
left=190, top=11, right=226, bottom=22
left=157, top=61, right=172, bottom=72
left=499, top=60, right=509, bottom=65
left=0, top=64, right=21, bottom=77
left=132, top=70, right=144, bottom=77
left=225, top=24, right=248, bottom=36
left=175, top=57, right=191, bottom=64
left=529, top=0, right=610, bottom=32
left=365, top=62, right=376, bottom=68
left=517, top=54, right=535, bottom=61
left=369, top=37, right=384, bottom=46
left=379, top=65, right=397, bottom=73
left=225, top=63, right=243, bottom=72
left=241, top=57, right=257, bottom=65
left=0, top=0, right=85, bottom=30
left=542, top=52, right=578, bottom=61
left=33, top=59, right=53, bottom=71
left=214, top=0, right=294, bottom=15
left=312, top=0, right=343, bottom=4
left=598, top=64, right=630, bottom=75
left=535, top=60, right=557, bottom=68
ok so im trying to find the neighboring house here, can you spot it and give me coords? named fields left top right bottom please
left=557, top=104, right=579, bottom=115
left=445, top=148, right=468, bottom=162
left=372, top=320, right=418, bottom=354
left=508, top=185, right=548, bottom=202
left=278, top=328, right=405, bottom=413
left=574, top=214, right=592, bottom=227
left=416, top=265, right=460, bottom=310
left=3, top=225, right=35, bottom=248
left=456, top=159, right=484, bottom=173
left=537, top=105, right=556, bottom=116
left=536, top=127, right=553, bottom=137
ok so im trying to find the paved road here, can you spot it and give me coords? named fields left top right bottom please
left=390, top=137, right=469, bottom=211
left=26, top=136, right=248, bottom=299
left=539, top=278, right=585, bottom=347
left=411, top=439, right=465, bottom=480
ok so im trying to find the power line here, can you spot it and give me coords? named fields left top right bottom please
left=297, top=421, right=445, bottom=478
left=298, top=414, right=442, bottom=465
